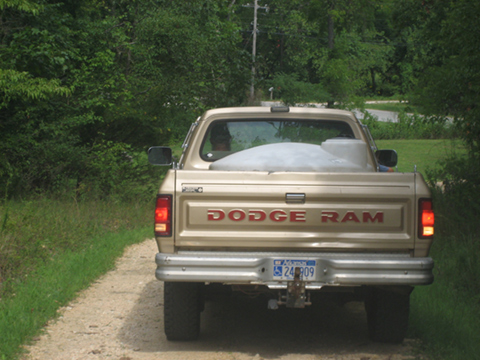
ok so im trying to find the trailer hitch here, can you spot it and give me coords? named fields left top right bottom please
left=275, top=267, right=312, bottom=308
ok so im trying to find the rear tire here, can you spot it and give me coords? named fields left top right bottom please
left=164, top=282, right=203, bottom=341
left=365, top=286, right=411, bottom=343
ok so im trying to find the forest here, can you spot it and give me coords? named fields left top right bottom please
left=0, top=0, right=479, bottom=200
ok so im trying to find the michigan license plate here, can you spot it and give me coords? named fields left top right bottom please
left=272, top=259, right=317, bottom=280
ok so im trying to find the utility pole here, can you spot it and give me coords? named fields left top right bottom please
left=243, top=1, right=268, bottom=104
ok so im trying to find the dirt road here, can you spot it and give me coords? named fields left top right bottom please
left=23, top=239, right=424, bottom=360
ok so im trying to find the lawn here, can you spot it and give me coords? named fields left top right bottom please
left=375, top=139, right=466, bottom=175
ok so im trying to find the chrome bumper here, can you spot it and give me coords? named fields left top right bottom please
left=155, top=251, right=434, bottom=289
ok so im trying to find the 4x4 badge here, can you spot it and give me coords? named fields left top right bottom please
left=182, top=187, right=203, bottom=193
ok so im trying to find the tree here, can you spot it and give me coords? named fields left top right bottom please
left=412, top=0, right=480, bottom=156
left=0, top=0, right=250, bottom=197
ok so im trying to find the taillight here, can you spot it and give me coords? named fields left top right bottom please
left=419, top=199, right=434, bottom=238
left=155, top=195, right=172, bottom=236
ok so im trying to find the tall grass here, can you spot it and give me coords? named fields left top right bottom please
left=0, top=198, right=152, bottom=297
left=410, top=234, right=480, bottom=359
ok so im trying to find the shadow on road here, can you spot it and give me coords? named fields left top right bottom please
left=118, top=280, right=410, bottom=359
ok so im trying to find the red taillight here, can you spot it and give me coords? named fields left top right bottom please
left=419, top=199, right=434, bottom=238
left=155, top=195, right=172, bottom=236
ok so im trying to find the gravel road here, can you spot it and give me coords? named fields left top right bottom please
left=23, top=239, right=425, bottom=360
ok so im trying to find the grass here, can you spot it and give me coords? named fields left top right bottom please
left=0, top=197, right=155, bottom=359
left=409, top=233, right=480, bottom=359
left=0, top=226, right=151, bottom=360
left=0, top=198, right=153, bottom=291
left=375, top=139, right=466, bottom=174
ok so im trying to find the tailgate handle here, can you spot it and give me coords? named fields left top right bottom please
left=286, top=193, right=305, bottom=204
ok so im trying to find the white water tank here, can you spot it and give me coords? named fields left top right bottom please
left=209, top=140, right=372, bottom=173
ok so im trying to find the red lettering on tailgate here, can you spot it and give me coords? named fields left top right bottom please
left=249, top=210, right=267, bottom=221
left=270, top=210, right=288, bottom=222
left=207, top=210, right=225, bottom=221
left=341, top=211, right=360, bottom=223
left=322, top=210, right=384, bottom=223
left=290, top=211, right=306, bottom=222
left=322, top=211, right=339, bottom=223
left=363, top=211, right=384, bottom=223
left=228, top=209, right=246, bottom=221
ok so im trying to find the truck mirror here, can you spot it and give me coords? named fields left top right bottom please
left=375, top=149, right=398, bottom=167
left=148, top=146, right=173, bottom=166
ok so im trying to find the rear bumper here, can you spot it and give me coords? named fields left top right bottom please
left=155, top=251, right=434, bottom=289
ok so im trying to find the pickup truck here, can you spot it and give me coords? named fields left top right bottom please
left=148, top=106, right=434, bottom=344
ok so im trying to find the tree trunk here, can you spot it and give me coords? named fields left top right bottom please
left=328, top=1, right=335, bottom=50
left=371, top=68, right=376, bottom=94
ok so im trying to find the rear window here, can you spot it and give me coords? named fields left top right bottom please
left=201, top=119, right=355, bottom=161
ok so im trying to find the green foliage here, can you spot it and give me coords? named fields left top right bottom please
left=0, top=69, right=70, bottom=107
left=251, top=0, right=394, bottom=103
left=77, top=141, right=165, bottom=202
left=272, top=73, right=328, bottom=106
left=0, top=0, right=42, bottom=14
left=2, top=0, right=475, bottom=200
left=0, top=0, right=249, bottom=199
left=410, top=0, right=480, bottom=157
left=425, top=155, right=480, bottom=237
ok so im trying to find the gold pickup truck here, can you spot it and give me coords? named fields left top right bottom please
left=148, top=106, right=434, bottom=344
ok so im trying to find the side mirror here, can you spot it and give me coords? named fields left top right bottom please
left=148, top=146, right=173, bottom=166
left=375, top=149, right=398, bottom=167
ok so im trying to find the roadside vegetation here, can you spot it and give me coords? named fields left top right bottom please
left=409, top=163, right=480, bottom=359
left=0, top=197, right=154, bottom=360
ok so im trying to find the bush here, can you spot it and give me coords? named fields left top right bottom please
left=76, top=141, right=166, bottom=202
left=361, top=110, right=458, bottom=140
left=425, top=154, right=480, bottom=237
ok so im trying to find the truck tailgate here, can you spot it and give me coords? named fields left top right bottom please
left=174, top=171, right=417, bottom=252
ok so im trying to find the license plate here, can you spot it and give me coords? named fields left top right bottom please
left=272, top=259, right=316, bottom=281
